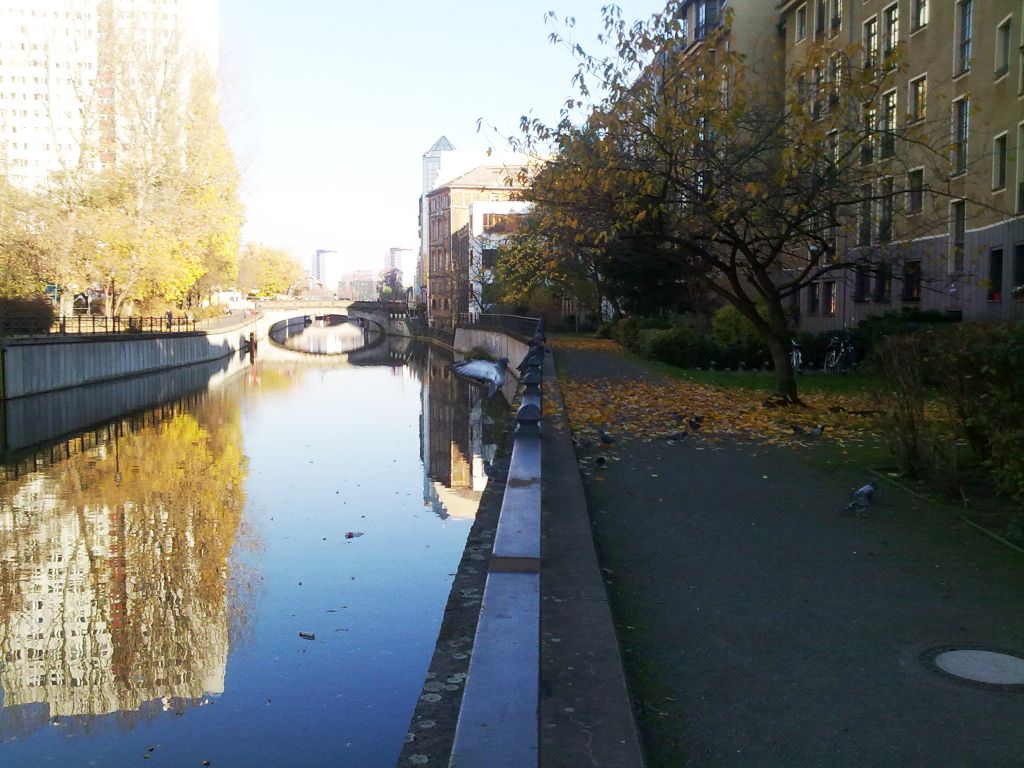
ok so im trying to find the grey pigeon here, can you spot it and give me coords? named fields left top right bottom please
left=808, top=424, right=826, bottom=437
left=665, top=431, right=689, bottom=442
left=843, top=480, right=877, bottom=516
left=598, top=429, right=615, bottom=445
left=449, top=357, right=508, bottom=397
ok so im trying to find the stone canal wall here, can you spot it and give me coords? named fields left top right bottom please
left=452, top=328, right=531, bottom=365
left=0, top=323, right=257, bottom=399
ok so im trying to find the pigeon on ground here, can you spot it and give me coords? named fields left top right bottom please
left=843, top=480, right=877, bottom=516
left=595, top=455, right=607, bottom=467
left=808, top=424, right=826, bottom=438
left=688, top=415, right=704, bottom=431
left=790, top=424, right=806, bottom=436
left=598, top=429, right=615, bottom=446
left=665, top=431, right=689, bottom=442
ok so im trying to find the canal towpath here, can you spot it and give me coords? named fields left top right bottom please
left=548, top=337, right=1024, bottom=768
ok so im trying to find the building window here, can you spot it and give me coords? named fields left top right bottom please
left=696, top=0, right=716, bottom=39
left=1014, top=243, right=1024, bottom=300
left=815, top=0, right=826, bottom=37
left=873, top=262, right=892, bottom=301
left=911, top=0, right=928, bottom=32
left=878, top=177, right=894, bottom=243
left=988, top=248, right=1004, bottom=301
left=883, top=4, right=899, bottom=61
left=854, top=263, right=871, bottom=302
left=812, top=65, right=824, bottom=119
left=824, top=281, right=837, bottom=315
left=953, top=97, right=969, bottom=175
left=907, top=168, right=925, bottom=213
left=951, top=200, right=966, bottom=273
left=902, top=260, right=922, bottom=301
left=995, top=16, right=1011, bottom=78
left=796, top=4, right=807, bottom=41
left=908, top=75, right=926, bottom=122
left=830, top=0, right=843, bottom=33
left=858, top=183, right=873, bottom=245
left=861, top=102, right=876, bottom=165
left=880, top=90, right=896, bottom=157
left=863, top=17, right=878, bottom=68
left=808, top=281, right=820, bottom=314
left=993, top=133, right=1008, bottom=190
left=829, top=53, right=843, bottom=107
left=955, top=0, right=972, bottom=76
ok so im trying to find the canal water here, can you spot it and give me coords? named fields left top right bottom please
left=0, top=333, right=507, bottom=767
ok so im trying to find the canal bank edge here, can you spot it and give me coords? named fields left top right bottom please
left=397, top=338, right=644, bottom=768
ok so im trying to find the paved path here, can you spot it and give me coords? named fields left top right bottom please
left=551, top=339, right=1024, bottom=768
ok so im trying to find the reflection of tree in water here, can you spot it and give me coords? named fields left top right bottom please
left=0, top=394, right=256, bottom=738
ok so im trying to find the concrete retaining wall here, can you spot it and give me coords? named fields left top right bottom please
left=453, top=328, right=530, bottom=364
left=1, top=321, right=257, bottom=399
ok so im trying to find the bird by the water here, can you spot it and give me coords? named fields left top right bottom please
left=598, top=429, right=615, bottom=445
left=449, top=357, right=509, bottom=397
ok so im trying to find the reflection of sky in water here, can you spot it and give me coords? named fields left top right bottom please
left=0, top=352, right=492, bottom=768
left=282, top=322, right=368, bottom=354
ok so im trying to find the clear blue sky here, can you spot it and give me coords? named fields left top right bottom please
left=219, top=0, right=654, bottom=275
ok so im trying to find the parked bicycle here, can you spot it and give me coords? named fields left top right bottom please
left=789, top=337, right=803, bottom=374
left=823, top=332, right=856, bottom=374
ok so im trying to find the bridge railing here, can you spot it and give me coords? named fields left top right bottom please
left=457, top=313, right=541, bottom=341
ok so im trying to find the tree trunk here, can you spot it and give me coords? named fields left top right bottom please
left=766, top=332, right=799, bottom=403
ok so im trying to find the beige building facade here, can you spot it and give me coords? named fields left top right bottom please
left=776, top=0, right=1024, bottom=331
left=425, top=164, right=527, bottom=327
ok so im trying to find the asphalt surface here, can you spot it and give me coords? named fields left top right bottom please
left=552, top=340, right=1024, bottom=768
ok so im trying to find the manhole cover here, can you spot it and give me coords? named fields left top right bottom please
left=922, top=646, right=1024, bottom=690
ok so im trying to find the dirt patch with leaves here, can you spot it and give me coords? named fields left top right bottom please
left=550, top=337, right=887, bottom=450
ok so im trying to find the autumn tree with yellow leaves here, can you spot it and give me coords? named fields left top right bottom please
left=1, top=14, right=243, bottom=317
left=516, top=4, right=962, bottom=402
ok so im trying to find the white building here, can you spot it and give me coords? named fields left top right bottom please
left=0, top=0, right=219, bottom=191
left=466, top=200, right=531, bottom=318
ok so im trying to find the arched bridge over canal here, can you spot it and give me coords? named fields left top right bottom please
left=252, top=301, right=412, bottom=364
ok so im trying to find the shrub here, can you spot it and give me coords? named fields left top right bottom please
left=875, top=322, right=1024, bottom=502
left=0, top=295, right=55, bottom=335
left=611, top=316, right=641, bottom=348
left=932, top=323, right=1024, bottom=500
left=637, top=325, right=719, bottom=369
left=711, top=305, right=769, bottom=369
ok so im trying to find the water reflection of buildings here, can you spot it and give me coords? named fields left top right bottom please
left=0, top=397, right=246, bottom=738
left=418, top=346, right=504, bottom=521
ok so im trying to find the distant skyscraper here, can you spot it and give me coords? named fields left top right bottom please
left=312, top=249, right=341, bottom=293
left=0, top=0, right=219, bottom=191
left=386, top=247, right=411, bottom=274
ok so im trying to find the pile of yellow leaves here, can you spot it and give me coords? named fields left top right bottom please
left=558, top=374, right=883, bottom=448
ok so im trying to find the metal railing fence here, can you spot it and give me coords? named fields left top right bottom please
left=0, top=313, right=261, bottom=338
left=457, top=313, right=541, bottom=340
